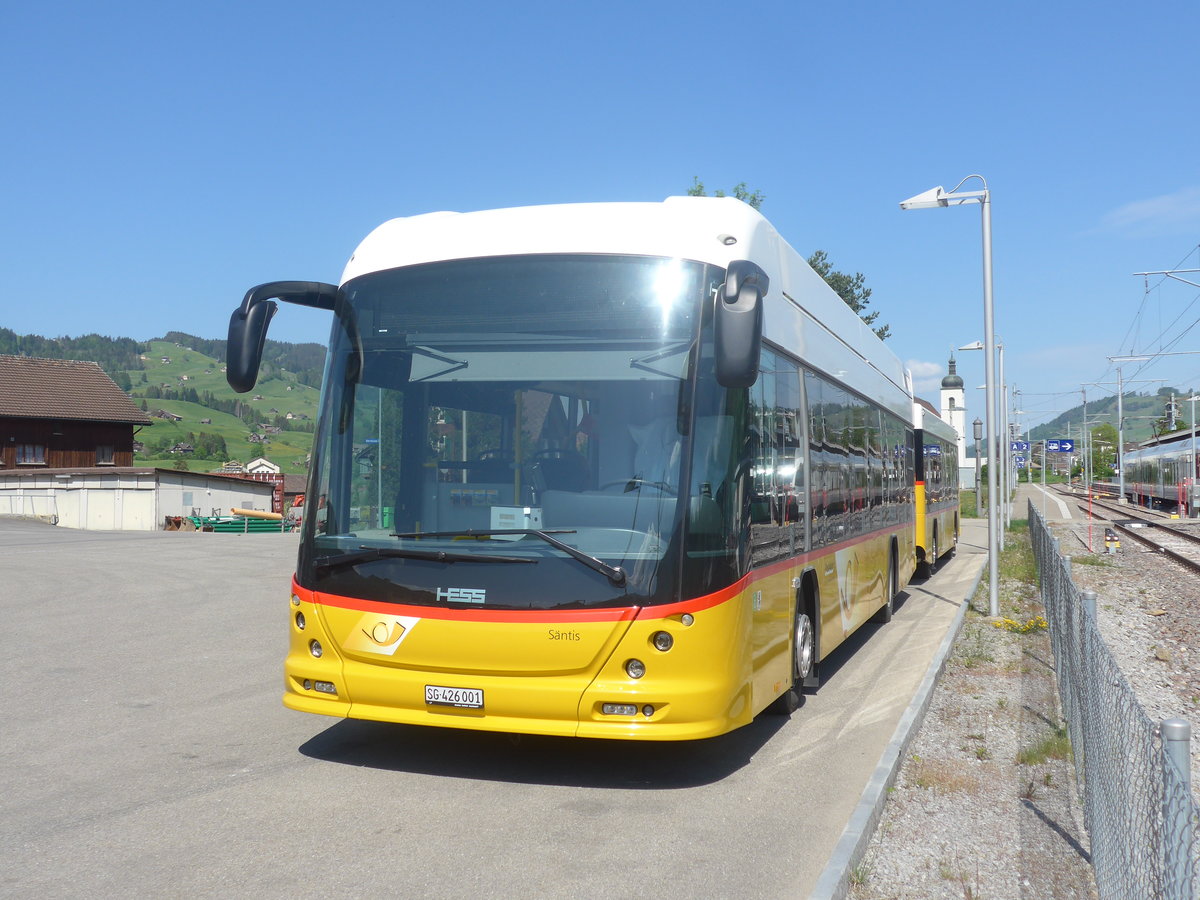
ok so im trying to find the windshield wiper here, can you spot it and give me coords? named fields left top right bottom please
left=392, top=529, right=626, bottom=586
left=315, top=546, right=536, bottom=574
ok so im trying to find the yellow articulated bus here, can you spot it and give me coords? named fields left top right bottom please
left=226, top=197, right=920, bottom=741
left=913, top=403, right=960, bottom=575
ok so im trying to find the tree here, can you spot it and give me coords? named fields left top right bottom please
left=687, top=177, right=764, bottom=210
left=1152, top=389, right=1189, bottom=435
left=686, top=179, right=890, bottom=340
left=1090, top=422, right=1119, bottom=478
left=806, top=250, right=891, bottom=341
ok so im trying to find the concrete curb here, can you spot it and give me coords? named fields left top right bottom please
left=808, top=557, right=987, bottom=900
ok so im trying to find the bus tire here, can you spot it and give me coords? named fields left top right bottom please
left=871, top=547, right=897, bottom=624
left=767, top=599, right=815, bottom=715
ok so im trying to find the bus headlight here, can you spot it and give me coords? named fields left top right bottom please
left=309, top=640, right=323, bottom=658
left=625, top=658, right=646, bottom=679
left=651, top=631, right=673, bottom=652
left=295, top=611, right=306, bottom=630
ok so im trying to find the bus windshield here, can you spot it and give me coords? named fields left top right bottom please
left=298, top=254, right=730, bottom=610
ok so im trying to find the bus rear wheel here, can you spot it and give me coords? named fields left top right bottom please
left=768, top=608, right=813, bottom=715
left=872, top=554, right=896, bottom=624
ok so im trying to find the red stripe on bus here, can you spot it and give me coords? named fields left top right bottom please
left=291, top=517, right=912, bottom=623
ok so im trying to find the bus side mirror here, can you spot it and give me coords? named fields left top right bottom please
left=226, top=281, right=338, bottom=393
left=227, top=296, right=277, bottom=394
left=714, top=261, right=767, bottom=388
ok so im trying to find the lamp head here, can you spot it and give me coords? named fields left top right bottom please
left=899, top=186, right=947, bottom=210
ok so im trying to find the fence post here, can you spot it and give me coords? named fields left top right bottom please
left=1162, top=718, right=1193, bottom=900
left=1081, top=590, right=1097, bottom=621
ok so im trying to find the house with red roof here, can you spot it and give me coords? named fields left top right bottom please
left=0, top=356, right=280, bottom=530
left=0, top=355, right=152, bottom=469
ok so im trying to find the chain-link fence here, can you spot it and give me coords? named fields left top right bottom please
left=1029, top=500, right=1199, bottom=900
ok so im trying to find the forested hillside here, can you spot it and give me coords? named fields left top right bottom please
left=161, top=331, right=326, bottom=388
left=0, top=328, right=145, bottom=384
left=1028, top=387, right=1198, bottom=446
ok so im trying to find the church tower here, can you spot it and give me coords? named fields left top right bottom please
left=940, top=354, right=969, bottom=474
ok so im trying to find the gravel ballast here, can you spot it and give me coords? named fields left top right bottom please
left=848, top=492, right=1200, bottom=899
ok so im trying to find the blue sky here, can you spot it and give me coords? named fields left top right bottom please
left=4, top=0, right=1198, bottom=430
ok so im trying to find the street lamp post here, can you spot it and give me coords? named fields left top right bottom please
left=973, top=417, right=983, bottom=511
left=902, top=176, right=998, bottom=616
left=961, top=337, right=1006, bottom=550
left=1190, top=395, right=1200, bottom=518
left=999, top=348, right=1009, bottom=539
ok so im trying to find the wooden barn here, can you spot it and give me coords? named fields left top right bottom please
left=0, top=355, right=152, bottom=469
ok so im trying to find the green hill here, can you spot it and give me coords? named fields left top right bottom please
left=0, top=328, right=325, bottom=475
left=132, top=340, right=321, bottom=473
left=1028, top=387, right=1198, bottom=447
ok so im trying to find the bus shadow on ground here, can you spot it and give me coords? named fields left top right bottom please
left=298, top=595, right=912, bottom=789
left=299, top=712, right=788, bottom=789
left=806, top=590, right=912, bottom=688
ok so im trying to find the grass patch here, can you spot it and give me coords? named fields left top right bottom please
left=960, top=490, right=979, bottom=518
left=1018, top=727, right=1072, bottom=765
left=954, top=624, right=996, bottom=668
left=973, top=526, right=1039, bottom=608
left=997, top=534, right=1037, bottom=584
left=910, top=758, right=980, bottom=794
left=849, top=863, right=872, bottom=887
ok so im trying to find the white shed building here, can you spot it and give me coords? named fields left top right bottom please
left=0, top=467, right=277, bottom=530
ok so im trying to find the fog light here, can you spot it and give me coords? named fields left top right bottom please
left=602, top=703, right=638, bottom=716
left=291, top=594, right=301, bottom=607
left=651, top=631, right=673, bottom=652
left=642, top=705, right=654, bottom=717
left=309, top=640, right=323, bottom=658
left=625, top=658, right=646, bottom=679
left=303, top=679, right=312, bottom=690
left=295, top=611, right=306, bottom=630
left=313, top=681, right=336, bottom=695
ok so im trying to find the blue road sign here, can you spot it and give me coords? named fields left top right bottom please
left=1046, top=439, right=1074, bottom=453
left=1011, top=441, right=1030, bottom=452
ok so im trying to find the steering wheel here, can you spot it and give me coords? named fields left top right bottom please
left=600, top=479, right=676, bottom=496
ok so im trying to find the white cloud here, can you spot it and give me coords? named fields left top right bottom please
left=907, top=359, right=944, bottom=394
left=1100, top=186, right=1200, bottom=233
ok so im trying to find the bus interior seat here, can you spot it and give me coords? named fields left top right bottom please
left=466, top=454, right=513, bottom=483
left=529, top=451, right=590, bottom=494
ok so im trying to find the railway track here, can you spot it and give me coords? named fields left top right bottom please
left=1058, top=486, right=1200, bottom=573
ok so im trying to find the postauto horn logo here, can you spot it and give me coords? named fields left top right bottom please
left=344, top=614, right=420, bottom=656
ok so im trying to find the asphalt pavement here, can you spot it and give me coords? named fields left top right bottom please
left=2, top=517, right=985, bottom=899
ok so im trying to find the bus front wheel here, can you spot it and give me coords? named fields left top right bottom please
left=768, top=607, right=814, bottom=715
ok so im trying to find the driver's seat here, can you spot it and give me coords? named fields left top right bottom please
left=530, top=451, right=589, bottom=494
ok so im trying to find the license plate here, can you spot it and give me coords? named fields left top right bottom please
left=425, top=685, right=484, bottom=709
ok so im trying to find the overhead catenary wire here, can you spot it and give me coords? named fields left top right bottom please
left=1093, top=243, right=1200, bottom=395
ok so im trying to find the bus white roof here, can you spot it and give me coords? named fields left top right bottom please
left=341, top=197, right=912, bottom=417
left=914, top=401, right=959, bottom=443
